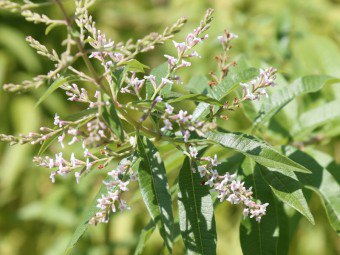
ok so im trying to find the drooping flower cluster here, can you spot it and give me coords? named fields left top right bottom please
left=89, top=157, right=138, bottom=225
left=189, top=147, right=269, bottom=222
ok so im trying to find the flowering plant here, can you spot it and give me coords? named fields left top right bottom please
left=1, top=1, right=339, bottom=254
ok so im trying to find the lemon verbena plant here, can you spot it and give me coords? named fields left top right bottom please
left=1, top=1, right=339, bottom=254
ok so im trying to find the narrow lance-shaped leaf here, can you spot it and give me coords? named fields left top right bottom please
left=205, top=131, right=310, bottom=173
left=259, top=165, right=315, bottom=225
left=178, top=157, right=217, bottom=255
left=102, top=103, right=125, bottom=142
left=137, top=135, right=174, bottom=252
left=284, top=147, right=340, bottom=232
left=65, top=175, right=111, bottom=254
left=35, top=75, right=80, bottom=107
left=253, top=75, right=340, bottom=129
left=134, top=220, right=156, bottom=255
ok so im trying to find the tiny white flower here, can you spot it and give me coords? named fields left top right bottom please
left=189, top=146, right=198, bottom=158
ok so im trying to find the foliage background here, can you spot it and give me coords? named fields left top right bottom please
left=0, top=0, right=339, bottom=254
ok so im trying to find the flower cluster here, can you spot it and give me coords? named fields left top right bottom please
left=161, top=104, right=216, bottom=142
left=189, top=147, right=269, bottom=222
left=89, top=158, right=138, bottom=225
left=240, top=67, right=277, bottom=101
left=0, top=2, right=276, bottom=227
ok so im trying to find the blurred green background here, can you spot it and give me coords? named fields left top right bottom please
left=0, top=0, right=339, bottom=254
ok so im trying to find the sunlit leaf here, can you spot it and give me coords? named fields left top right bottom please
left=137, top=135, right=174, bottom=252
left=178, top=157, right=216, bottom=255
left=35, top=76, right=80, bottom=108
left=253, top=76, right=340, bottom=129
left=205, top=131, right=310, bottom=173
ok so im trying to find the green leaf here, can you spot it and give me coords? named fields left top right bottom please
left=186, top=75, right=210, bottom=95
left=146, top=62, right=168, bottom=99
left=35, top=76, right=80, bottom=108
left=284, top=147, right=340, bottom=232
left=168, top=94, right=223, bottom=106
left=37, top=130, right=62, bottom=156
left=0, top=25, right=41, bottom=72
left=63, top=108, right=97, bottom=121
left=45, top=23, right=63, bottom=35
left=259, top=165, right=315, bottom=224
left=178, top=157, right=216, bottom=255
left=119, top=59, right=149, bottom=73
left=102, top=103, right=125, bottom=142
left=240, top=165, right=289, bottom=255
left=137, top=135, right=174, bottom=252
left=65, top=176, right=110, bottom=254
left=210, top=67, right=258, bottom=100
left=205, top=131, right=310, bottom=173
left=112, top=67, right=127, bottom=92
left=291, top=100, right=340, bottom=138
left=192, top=59, right=259, bottom=121
left=134, top=220, right=156, bottom=255
left=253, top=75, right=340, bottom=129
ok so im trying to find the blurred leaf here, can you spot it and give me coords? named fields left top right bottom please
left=137, top=135, right=174, bottom=252
left=292, top=35, right=340, bottom=77
left=205, top=131, right=310, bottom=173
left=35, top=76, right=80, bottom=108
left=291, top=100, right=340, bottom=139
left=178, top=157, right=217, bottom=255
left=186, top=75, right=209, bottom=94
left=45, top=23, right=64, bottom=35
left=134, top=220, right=156, bottom=255
left=0, top=25, right=41, bottom=72
left=0, top=97, right=39, bottom=196
left=253, top=75, right=340, bottom=129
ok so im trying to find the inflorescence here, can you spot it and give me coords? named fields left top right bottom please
left=0, top=1, right=277, bottom=224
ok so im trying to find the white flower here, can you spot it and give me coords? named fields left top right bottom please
left=161, top=77, right=173, bottom=85
left=58, top=133, right=65, bottom=148
left=54, top=113, right=61, bottom=127
left=189, top=146, right=198, bottom=158
left=129, top=136, right=136, bottom=147
left=75, top=171, right=81, bottom=184
left=165, top=103, right=174, bottom=115
left=198, top=166, right=207, bottom=177
left=49, top=171, right=56, bottom=183
left=118, top=180, right=129, bottom=191
left=94, top=90, right=100, bottom=98
left=70, top=153, right=77, bottom=167
left=161, top=119, right=173, bottom=132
